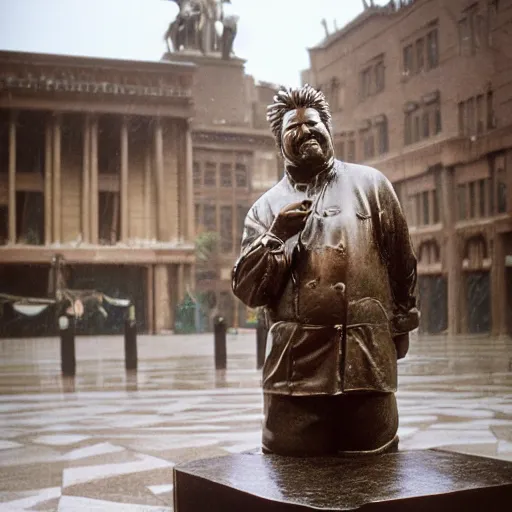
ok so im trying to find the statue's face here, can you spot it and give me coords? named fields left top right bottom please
left=281, top=107, right=333, bottom=168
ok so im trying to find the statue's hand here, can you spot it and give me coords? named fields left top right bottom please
left=269, top=200, right=312, bottom=241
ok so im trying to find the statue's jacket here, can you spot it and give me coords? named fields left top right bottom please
left=232, top=161, right=419, bottom=396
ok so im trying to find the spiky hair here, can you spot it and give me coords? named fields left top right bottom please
left=266, top=84, right=332, bottom=149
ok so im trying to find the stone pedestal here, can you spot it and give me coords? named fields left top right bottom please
left=174, top=450, right=512, bottom=511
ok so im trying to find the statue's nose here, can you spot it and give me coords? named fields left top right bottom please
left=299, top=124, right=311, bottom=137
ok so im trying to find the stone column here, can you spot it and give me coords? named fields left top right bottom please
left=90, top=116, right=99, bottom=245
left=177, top=263, right=185, bottom=305
left=44, top=115, right=53, bottom=245
left=81, top=115, right=90, bottom=243
left=8, top=111, right=16, bottom=244
left=153, top=119, right=166, bottom=241
left=120, top=116, right=129, bottom=242
left=491, top=232, right=506, bottom=335
left=146, top=264, right=155, bottom=334
left=144, top=143, right=152, bottom=239
left=154, top=264, right=171, bottom=333
left=182, top=121, right=195, bottom=242
left=52, top=114, right=62, bottom=244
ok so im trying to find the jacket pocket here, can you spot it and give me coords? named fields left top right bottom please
left=344, top=322, right=397, bottom=393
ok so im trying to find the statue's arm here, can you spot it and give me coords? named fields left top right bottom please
left=232, top=204, right=290, bottom=309
left=378, top=175, right=419, bottom=351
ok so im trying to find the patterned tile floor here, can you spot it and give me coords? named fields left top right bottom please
left=0, top=332, right=511, bottom=510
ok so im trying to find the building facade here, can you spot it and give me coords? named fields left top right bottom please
left=305, top=0, right=512, bottom=335
left=0, top=50, right=196, bottom=335
left=162, top=51, right=280, bottom=329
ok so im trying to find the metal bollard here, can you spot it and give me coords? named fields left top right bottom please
left=59, top=315, right=76, bottom=377
left=124, top=305, right=138, bottom=371
left=256, top=320, right=268, bottom=370
left=214, top=315, right=227, bottom=370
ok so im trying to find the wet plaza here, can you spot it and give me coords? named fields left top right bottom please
left=0, top=332, right=511, bottom=511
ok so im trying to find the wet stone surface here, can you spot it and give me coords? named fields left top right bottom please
left=0, top=332, right=511, bottom=510
left=175, top=450, right=512, bottom=511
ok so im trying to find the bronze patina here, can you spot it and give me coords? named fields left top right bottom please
left=232, top=85, right=419, bottom=456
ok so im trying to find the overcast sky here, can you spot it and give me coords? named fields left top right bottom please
left=0, top=0, right=390, bottom=86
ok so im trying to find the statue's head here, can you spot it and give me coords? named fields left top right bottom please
left=267, top=85, right=334, bottom=176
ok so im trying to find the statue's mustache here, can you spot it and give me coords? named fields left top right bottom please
left=297, top=133, right=325, bottom=150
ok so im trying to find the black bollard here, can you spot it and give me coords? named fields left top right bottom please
left=124, top=305, right=138, bottom=371
left=214, top=315, right=227, bottom=370
left=59, top=315, right=76, bottom=377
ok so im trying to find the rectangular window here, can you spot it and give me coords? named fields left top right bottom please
left=375, top=60, right=385, bottom=93
left=489, top=171, right=495, bottom=215
left=432, top=188, right=440, bottom=223
left=487, top=90, right=495, bottom=129
left=460, top=6, right=482, bottom=56
left=193, top=161, right=201, bottom=187
left=478, top=178, right=486, bottom=216
left=204, top=162, right=216, bottom=187
left=476, top=94, right=485, bottom=134
left=403, top=44, right=414, bottom=74
left=404, top=112, right=412, bottom=145
left=416, top=38, right=425, bottom=72
left=203, top=204, right=216, bottom=232
left=377, top=120, right=388, bottom=155
left=458, top=17, right=470, bottom=55
left=434, top=104, right=442, bottom=134
left=457, top=184, right=467, bottom=220
left=363, top=132, right=375, bottom=160
left=360, top=67, right=372, bottom=100
left=415, top=194, right=421, bottom=226
left=98, top=191, right=120, bottom=245
left=422, top=111, right=430, bottom=138
left=469, top=181, right=476, bottom=218
left=458, top=101, right=466, bottom=135
left=220, top=162, right=232, bottom=187
left=422, top=190, right=430, bottom=225
left=467, top=97, right=475, bottom=135
left=497, top=166, right=507, bottom=213
left=235, top=163, right=248, bottom=188
left=426, top=29, right=439, bottom=69
left=220, top=205, right=233, bottom=253
left=413, top=115, right=420, bottom=143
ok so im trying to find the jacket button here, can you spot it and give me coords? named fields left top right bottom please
left=332, top=282, right=346, bottom=293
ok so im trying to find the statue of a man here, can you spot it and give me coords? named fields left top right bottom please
left=219, top=0, right=238, bottom=59
left=232, top=85, right=419, bottom=456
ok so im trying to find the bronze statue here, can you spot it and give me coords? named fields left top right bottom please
left=232, top=85, right=419, bottom=456
left=164, top=0, right=237, bottom=58
left=164, top=0, right=203, bottom=53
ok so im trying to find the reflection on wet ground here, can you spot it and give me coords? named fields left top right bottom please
left=0, top=332, right=510, bottom=510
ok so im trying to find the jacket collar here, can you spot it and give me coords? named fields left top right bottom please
left=285, top=158, right=336, bottom=195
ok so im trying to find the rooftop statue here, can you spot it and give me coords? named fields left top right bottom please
left=164, top=0, right=238, bottom=59
left=232, top=85, right=419, bottom=456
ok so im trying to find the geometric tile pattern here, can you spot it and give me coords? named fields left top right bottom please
left=0, top=332, right=511, bottom=510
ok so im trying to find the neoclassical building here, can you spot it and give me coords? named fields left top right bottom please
left=0, top=50, right=196, bottom=335
left=304, top=0, right=512, bottom=336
